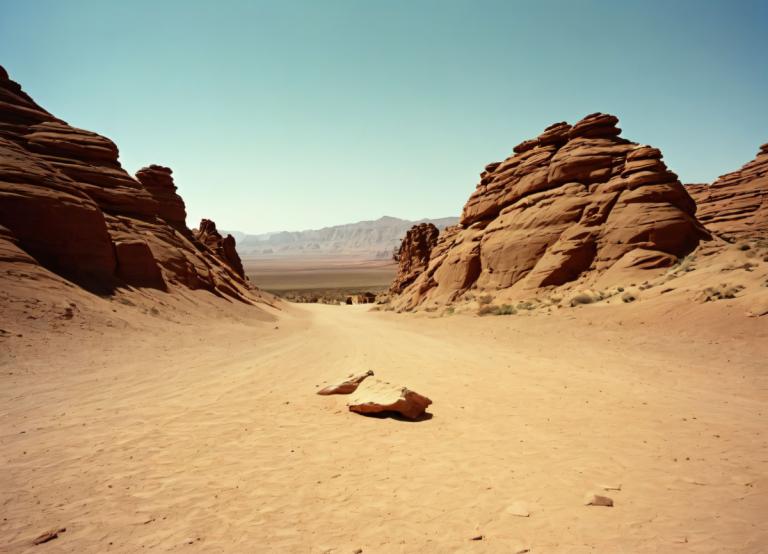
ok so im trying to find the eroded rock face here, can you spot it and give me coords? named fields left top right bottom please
left=0, top=65, right=255, bottom=302
left=347, top=379, right=432, bottom=420
left=135, top=165, right=187, bottom=230
left=687, top=144, right=768, bottom=240
left=390, top=222, right=439, bottom=294
left=390, top=113, right=709, bottom=309
left=194, top=218, right=246, bottom=279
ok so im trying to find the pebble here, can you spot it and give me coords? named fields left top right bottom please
left=584, top=493, right=614, bottom=507
left=506, top=501, right=530, bottom=517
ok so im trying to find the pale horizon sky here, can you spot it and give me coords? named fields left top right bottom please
left=1, top=0, right=767, bottom=234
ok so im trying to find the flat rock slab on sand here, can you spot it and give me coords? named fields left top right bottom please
left=317, top=370, right=374, bottom=395
left=347, top=379, right=432, bottom=420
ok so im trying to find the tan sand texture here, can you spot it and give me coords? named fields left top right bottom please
left=2, top=297, right=766, bottom=553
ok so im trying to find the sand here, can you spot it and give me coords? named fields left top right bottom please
left=1, top=297, right=767, bottom=553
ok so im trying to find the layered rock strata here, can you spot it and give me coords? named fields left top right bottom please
left=687, top=144, right=768, bottom=240
left=194, top=218, right=246, bottom=279
left=0, top=65, right=255, bottom=303
left=390, top=113, right=709, bottom=309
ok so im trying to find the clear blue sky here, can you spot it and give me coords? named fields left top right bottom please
left=1, top=1, right=766, bottom=233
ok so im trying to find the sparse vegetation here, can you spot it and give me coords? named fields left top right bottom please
left=477, top=294, right=493, bottom=305
left=477, top=303, right=517, bottom=316
left=696, top=283, right=745, bottom=302
left=670, top=254, right=696, bottom=275
left=569, top=292, right=596, bottom=306
left=621, top=292, right=637, bottom=303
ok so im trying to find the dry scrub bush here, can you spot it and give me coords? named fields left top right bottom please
left=569, top=292, right=596, bottom=306
left=477, top=294, right=493, bottom=305
left=696, top=283, right=745, bottom=302
left=621, top=292, right=637, bottom=303
left=477, top=303, right=517, bottom=316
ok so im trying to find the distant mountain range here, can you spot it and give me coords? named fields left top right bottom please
left=228, top=216, right=458, bottom=259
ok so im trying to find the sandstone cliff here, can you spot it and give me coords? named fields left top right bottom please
left=687, top=144, right=768, bottom=241
left=390, top=113, right=710, bottom=310
left=0, top=65, right=258, bottom=304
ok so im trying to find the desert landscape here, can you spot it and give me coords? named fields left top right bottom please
left=1, top=2, right=767, bottom=553
left=243, top=256, right=395, bottom=303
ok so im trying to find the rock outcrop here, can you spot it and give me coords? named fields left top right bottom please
left=390, top=222, right=439, bottom=294
left=194, top=218, right=246, bottom=279
left=687, top=144, right=768, bottom=240
left=390, top=113, right=709, bottom=309
left=0, top=65, right=257, bottom=303
left=347, top=379, right=432, bottom=420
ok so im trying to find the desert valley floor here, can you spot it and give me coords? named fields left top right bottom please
left=1, top=298, right=766, bottom=553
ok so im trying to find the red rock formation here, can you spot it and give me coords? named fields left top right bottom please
left=0, top=65, right=256, bottom=302
left=687, top=144, right=768, bottom=240
left=194, top=218, right=246, bottom=279
left=390, top=113, right=709, bottom=309
left=135, top=165, right=187, bottom=229
left=390, top=222, right=439, bottom=294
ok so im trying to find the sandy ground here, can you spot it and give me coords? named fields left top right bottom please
left=1, top=298, right=767, bottom=553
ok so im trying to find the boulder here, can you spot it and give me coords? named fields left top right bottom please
left=348, top=379, right=432, bottom=420
left=114, top=240, right=165, bottom=289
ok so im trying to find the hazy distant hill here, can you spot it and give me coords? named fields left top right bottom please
left=229, top=216, right=458, bottom=259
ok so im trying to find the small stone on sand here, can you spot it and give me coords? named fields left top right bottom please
left=32, top=527, right=66, bottom=545
left=584, top=493, right=614, bottom=507
left=600, top=483, right=622, bottom=491
left=506, top=501, right=530, bottom=517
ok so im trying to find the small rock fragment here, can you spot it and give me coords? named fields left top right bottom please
left=317, top=370, right=374, bottom=395
left=600, top=483, right=622, bottom=491
left=470, top=535, right=484, bottom=541
left=584, top=493, right=614, bottom=507
left=32, top=527, right=66, bottom=545
left=506, top=501, right=530, bottom=517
